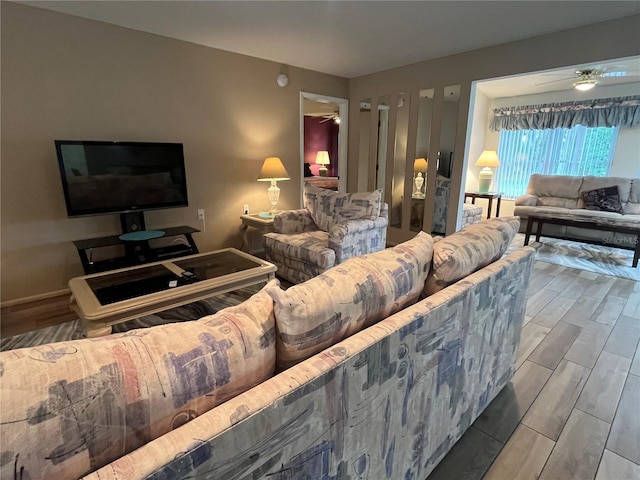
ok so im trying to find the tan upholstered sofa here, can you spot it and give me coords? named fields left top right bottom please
left=1, top=218, right=533, bottom=480
left=514, top=174, right=640, bottom=247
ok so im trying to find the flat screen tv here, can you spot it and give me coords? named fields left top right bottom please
left=55, top=140, right=189, bottom=221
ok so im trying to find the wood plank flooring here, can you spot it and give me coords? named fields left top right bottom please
left=428, top=261, right=640, bottom=480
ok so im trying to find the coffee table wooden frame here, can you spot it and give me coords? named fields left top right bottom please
left=69, top=248, right=277, bottom=337
left=524, top=214, right=640, bottom=268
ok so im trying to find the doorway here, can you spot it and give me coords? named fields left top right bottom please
left=300, top=92, right=348, bottom=202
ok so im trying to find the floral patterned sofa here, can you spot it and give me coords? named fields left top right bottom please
left=1, top=217, right=534, bottom=480
left=263, top=183, right=389, bottom=284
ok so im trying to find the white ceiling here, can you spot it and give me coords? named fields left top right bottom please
left=17, top=0, right=640, bottom=79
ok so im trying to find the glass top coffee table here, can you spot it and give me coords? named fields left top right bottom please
left=69, top=248, right=276, bottom=337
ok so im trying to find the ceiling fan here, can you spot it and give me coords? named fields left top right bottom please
left=536, top=66, right=640, bottom=91
left=319, top=111, right=341, bottom=124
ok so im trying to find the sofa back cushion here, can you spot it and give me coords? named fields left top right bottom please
left=423, top=217, right=520, bottom=296
left=303, top=183, right=382, bottom=232
left=626, top=179, right=640, bottom=215
left=0, top=280, right=278, bottom=480
left=527, top=174, right=583, bottom=208
left=267, top=231, right=434, bottom=369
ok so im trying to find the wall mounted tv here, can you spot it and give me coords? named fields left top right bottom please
left=55, top=140, right=189, bottom=231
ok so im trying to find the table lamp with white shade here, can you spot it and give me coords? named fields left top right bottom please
left=413, top=157, right=428, bottom=198
left=315, top=151, right=330, bottom=177
left=475, top=150, right=500, bottom=193
left=257, top=157, right=290, bottom=216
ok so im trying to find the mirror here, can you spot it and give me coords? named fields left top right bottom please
left=390, top=93, right=410, bottom=227
left=410, top=88, right=435, bottom=232
left=432, top=84, right=460, bottom=234
left=376, top=95, right=390, bottom=193
left=357, top=98, right=372, bottom=192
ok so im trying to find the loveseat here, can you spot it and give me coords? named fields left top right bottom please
left=514, top=174, right=640, bottom=247
left=1, top=217, right=534, bottom=480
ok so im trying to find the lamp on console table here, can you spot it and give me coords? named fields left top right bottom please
left=315, top=150, right=330, bottom=177
left=475, top=150, right=500, bottom=193
left=257, top=157, right=290, bottom=216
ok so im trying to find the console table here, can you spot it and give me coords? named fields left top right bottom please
left=73, top=225, right=199, bottom=275
left=69, top=248, right=277, bottom=337
left=464, top=191, right=502, bottom=218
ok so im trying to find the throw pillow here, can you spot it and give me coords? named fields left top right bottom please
left=303, top=183, right=382, bottom=232
left=267, top=231, right=434, bottom=369
left=423, top=216, right=520, bottom=297
left=0, top=279, right=278, bottom=480
left=582, top=186, right=624, bottom=213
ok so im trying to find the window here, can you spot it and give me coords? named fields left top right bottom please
left=495, top=125, right=619, bottom=199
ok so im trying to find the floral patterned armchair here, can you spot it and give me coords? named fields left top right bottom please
left=263, top=184, right=389, bottom=284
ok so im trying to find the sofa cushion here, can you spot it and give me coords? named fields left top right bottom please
left=267, top=231, right=434, bottom=369
left=581, top=176, right=632, bottom=205
left=423, top=217, right=520, bottom=296
left=0, top=280, right=278, bottom=480
left=303, top=183, right=382, bottom=232
left=527, top=174, right=584, bottom=209
left=624, top=179, right=640, bottom=215
left=581, top=186, right=624, bottom=213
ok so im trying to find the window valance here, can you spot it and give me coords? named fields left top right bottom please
left=489, top=95, right=640, bottom=131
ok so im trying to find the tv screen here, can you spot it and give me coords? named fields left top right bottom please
left=55, top=140, right=189, bottom=217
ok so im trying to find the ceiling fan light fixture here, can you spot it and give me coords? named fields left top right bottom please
left=573, top=79, right=598, bottom=91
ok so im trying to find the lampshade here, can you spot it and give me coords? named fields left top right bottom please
left=315, top=151, right=330, bottom=166
left=257, top=157, right=290, bottom=181
left=475, top=150, right=501, bottom=168
left=315, top=151, right=330, bottom=177
left=414, top=158, right=428, bottom=173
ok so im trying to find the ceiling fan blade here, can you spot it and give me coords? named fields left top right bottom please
left=535, top=76, right=575, bottom=86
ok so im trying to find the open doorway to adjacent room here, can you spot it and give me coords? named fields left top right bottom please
left=300, top=92, right=348, bottom=201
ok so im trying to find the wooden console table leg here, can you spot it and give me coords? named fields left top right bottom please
left=496, top=197, right=502, bottom=217
left=633, top=236, right=639, bottom=268
left=487, top=198, right=493, bottom=219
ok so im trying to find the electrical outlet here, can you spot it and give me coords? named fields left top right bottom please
left=243, top=204, right=249, bottom=215
left=197, top=208, right=205, bottom=221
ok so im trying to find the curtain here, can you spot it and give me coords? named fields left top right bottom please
left=490, top=96, right=640, bottom=131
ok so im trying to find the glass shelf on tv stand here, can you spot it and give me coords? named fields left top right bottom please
left=72, top=225, right=200, bottom=275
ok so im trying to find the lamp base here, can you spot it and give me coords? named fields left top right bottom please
left=318, top=166, right=328, bottom=177
left=478, top=168, right=493, bottom=193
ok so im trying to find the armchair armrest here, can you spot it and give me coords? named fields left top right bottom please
left=273, top=209, right=319, bottom=234
left=328, top=216, right=389, bottom=263
left=515, top=194, right=538, bottom=207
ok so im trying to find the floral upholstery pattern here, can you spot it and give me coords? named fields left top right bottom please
left=462, top=203, right=483, bottom=228
left=84, top=247, right=534, bottom=480
left=273, top=208, right=319, bottom=234
left=423, top=216, right=520, bottom=296
left=264, top=186, right=389, bottom=284
left=432, top=175, right=452, bottom=234
left=303, top=183, right=383, bottom=232
left=267, top=232, right=434, bottom=369
left=0, top=280, right=279, bottom=480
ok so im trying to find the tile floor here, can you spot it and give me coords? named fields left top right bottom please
left=428, top=261, right=640, bottom=480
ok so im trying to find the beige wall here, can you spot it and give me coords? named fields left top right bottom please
left=349, top=15, right=640, bottom=246
left=0, top=2, right=348, bottom=301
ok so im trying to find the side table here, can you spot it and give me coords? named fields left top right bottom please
left=464, top=192, right=502, bottom=219
left=240, top=214, right=275, bottom=254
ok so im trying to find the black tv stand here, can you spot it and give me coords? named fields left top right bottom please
left=73, top=225, right=200, bottom=274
